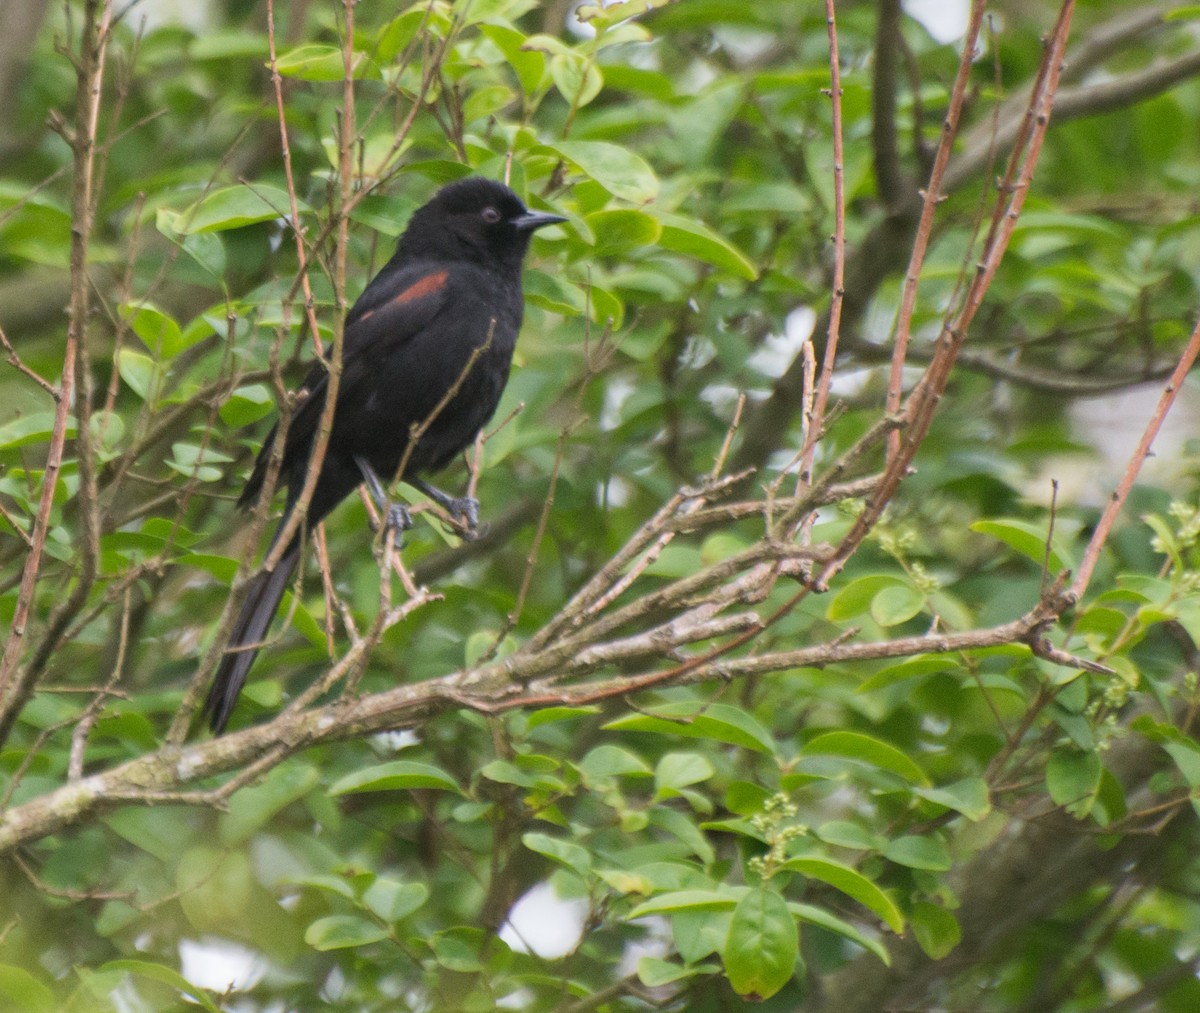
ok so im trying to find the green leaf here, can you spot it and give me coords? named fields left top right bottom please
left=628, top=889, right=739, bottom=919
left=459, top=0, right=539, bottom=25
left=89, top=409, right=125, bottom=460
left=275, top=43, right=375, bottom=82
left=430, top=929, right=487, bottom=972
left=114, top=348, right=161, bottom=403
left=1133, top=719, right=1200, bottom=816
left=511, top=752, right=561, bottom=774
left=801, top=731, right=929, bottom=786
left=910, top=902, right=961, bottom=959
left=320, top=131, right=410, bottom=178
left=722, top=888, right=799, bottom=1001
left=578, top=0, right=676, bottom=31
left=600, top=63, right=676, bottom=100
left=362, top=879, right=429, bottom=922
left=606, top=702, right=775, bottom=754
left=914, top=778, right=992, bottom=821
left=520, top=32, right=572, bottom=58
left=1094, top=767, right=1128, bottom=826
left=190, top=31, right=267, bottom=61
left=884, top=834, right=952, bottom=871
left=1012, top=210, right=1126, bottom=243
left=655, top=213, right=758, bottom=280
left=167, top=441, right=233, bottom=482
left=100, top=961, right=221, bottom=1013
left=1143, top=512, right=1183, bottom=570
left=480, top=25, right=547, bottom=95
left=464, top=629, right=501, bottom=665
left=220, top=384, right=275, bottom=428
left=792, top=903, right=891, bottom=965
left=462, top=84, right=517, bottom=124
left=636, top=956, right=711, bottom=986
left=524, top=268, right=588, bottom=316
left=827, top=574, right=906, bottom=621
left=726, top=780, right=773, bottom=816
left=0, top=412, right=75, bottom=451
left=970, top=518, right=1071, bottom=574
left=550, top=52, right=603, bottom=109
left=541, top=140, right=659, bottom=203
left=119, top=302, right=184, bottom=358
left=221, top=762, right=319, bottom=844
left=304, top=915, right=388, bottom=951
left=1162, top=738, right=1200, bottom=788
left=1046, top=750, right=1103, bottom=815
left=104, top=808, right=191, bottom=862
left=179, top=311, right=223, bottom=348
left=0, top=964, right=55, bottom=1013
left=286, top=874, right=359, bottom=901
left=857, top=654, right=962, bottom=693
left=585, top=208, right=661, bottom=256
left=870, top=584, right=926, bottom=627
left=175, top=849, right=273, bottom=937
left=526, top=705, right=602, bottom=729
left=654, top=752, right=715, bottom=798
left=672, top=907, right=733, bottom=962
left=177, top=552, right=239, bottom=582
left=597, top=868, right=652, bottom=895
left=329, top=760, right=464, bottom=795
left=479, top=759, right=535, bottom=787
left=522, top=832, right=592, bottom=875
left=577, top=743, right=652, bottom=780
left=815, top=820, right=879, bottom=851
left=177, top=184, right=309, bottom=234
left=782, top=857, right=904, bottom=934
left=651, top=806, right=716, bottom=865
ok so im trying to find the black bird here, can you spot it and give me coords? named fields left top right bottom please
left=204, top=177, right=565, bottom=732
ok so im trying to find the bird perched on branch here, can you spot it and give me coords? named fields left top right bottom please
left=204, top=176, right=565, bottom=733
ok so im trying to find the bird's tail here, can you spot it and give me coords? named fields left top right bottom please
left=204, top=538, right=301, bottom=733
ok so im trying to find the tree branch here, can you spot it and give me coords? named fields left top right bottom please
left=0, top=582, right=1078, bottom=855
left=735, top=10, right=1200, bottom=475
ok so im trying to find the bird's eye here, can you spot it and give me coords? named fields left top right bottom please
left=481, top=206, right=502, bottom=224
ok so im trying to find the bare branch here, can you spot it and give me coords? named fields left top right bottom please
left=1070, top=314, right=1200, bottom=601
left=0, top=584, right=1080, bottom=855
left=0, top=0, right=115, bottom=741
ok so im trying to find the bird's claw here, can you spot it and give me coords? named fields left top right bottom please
left=407, top=479, right=481, bottom=539
left=385, top=503, right=413, bottom=544
left=448, top=495, right=481, bottom=532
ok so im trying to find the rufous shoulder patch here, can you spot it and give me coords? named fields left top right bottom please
left=392, top=269, right=449, bottom=308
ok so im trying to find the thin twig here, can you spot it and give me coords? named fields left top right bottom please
left=0, top=324, right=59, bottom=399
left=259, top=0, right=356, bottom=572
left=1070, top=315, right=1200, bottom=601
left=802, top=0, right=848, bottom=471
left=885, top=0, right=987, bottom=458
left=0, top=0, right=115, bottom=740
left=68, top=587, right=133, bottom=781
left=824, top=2, right=1076, bottom=586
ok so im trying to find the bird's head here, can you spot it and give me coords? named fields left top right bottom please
left=399, top=177, right=566, bottom=270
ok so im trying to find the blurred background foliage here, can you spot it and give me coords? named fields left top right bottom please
left=3, top=0, right=1200, bottom=1009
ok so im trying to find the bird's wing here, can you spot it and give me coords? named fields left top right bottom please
left=237, top=263, right=454, bottom=508
left=345, top=259, right=453, bottom=328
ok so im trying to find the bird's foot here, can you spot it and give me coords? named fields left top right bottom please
left=384, top=502, right=413, bottom=545
left=410, top=478, right=481, bottom=538
left=445, top=495, right=480, bottom=533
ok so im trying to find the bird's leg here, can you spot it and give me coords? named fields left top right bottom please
left=409, top=477, right=480, bottom=533
left=355, top=456, right=412, bottom=542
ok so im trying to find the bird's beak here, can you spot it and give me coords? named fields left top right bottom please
left=513, top=210, right=567, bottom=233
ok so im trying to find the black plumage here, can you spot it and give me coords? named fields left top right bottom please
left=204, top=177, right=565, bottom=732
